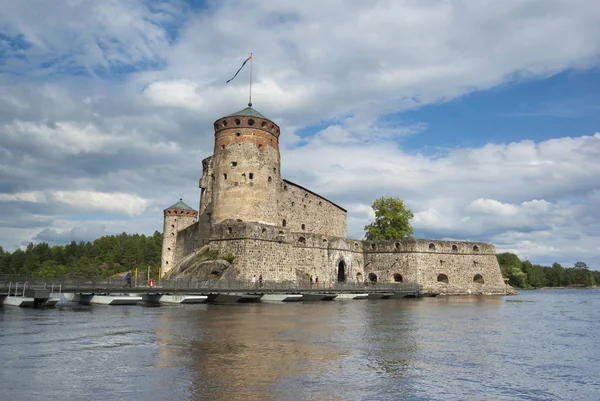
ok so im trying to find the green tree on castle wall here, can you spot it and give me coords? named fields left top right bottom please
left=364, top=197, right=414, bottom=240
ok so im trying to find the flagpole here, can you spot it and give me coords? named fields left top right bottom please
left=248, top=53, right=253, bottom=107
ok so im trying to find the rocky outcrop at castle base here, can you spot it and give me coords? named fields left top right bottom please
left=163, top=245, right=238, bottom=281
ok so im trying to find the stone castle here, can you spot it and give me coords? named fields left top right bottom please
left=161, top=105, right=509, bottom=295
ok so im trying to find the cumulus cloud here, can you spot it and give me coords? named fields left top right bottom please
left=0, top=0, right=599, bottom=269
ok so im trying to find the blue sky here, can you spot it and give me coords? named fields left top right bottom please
left=0, top=0, right=599, bottom=269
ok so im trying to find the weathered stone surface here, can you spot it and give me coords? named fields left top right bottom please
left=160, top=107, right=511, bottom=295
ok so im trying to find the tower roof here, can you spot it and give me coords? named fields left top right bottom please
left=227, top=106, right=268, bottom=120
left=165, top=198, right=195, bottom=211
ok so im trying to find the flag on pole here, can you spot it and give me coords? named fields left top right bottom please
left=226, top=54, right=252, bottom=84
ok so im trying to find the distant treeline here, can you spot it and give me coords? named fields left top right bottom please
left=497, top=253, right=598, bottom=288
left=0, top=232, right=163, bottom=278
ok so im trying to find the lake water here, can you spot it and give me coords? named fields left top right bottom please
left=1, top=289, right=599, bottom=401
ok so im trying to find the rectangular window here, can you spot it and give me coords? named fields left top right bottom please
left=249, top=173, right=254, bottom=180
left=231, top=162, right=237, bottom=167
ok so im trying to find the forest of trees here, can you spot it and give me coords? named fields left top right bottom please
left=497, top=252, right=599, bottom=288
left=0, top=232, right=163, bottom=279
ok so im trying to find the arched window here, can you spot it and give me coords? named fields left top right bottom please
left=301, top=224, right=305, bottom=230
left=393, top=273, right=403, bottom=283
left=452, top=244, right=458, bottom=252
left=227, top=227, right=232, bottom=234
left=368, top=273, right=378, bottom=283
left=371, top=243, right=376, bottom=250
left=473, top=245, right=480, bottom=252
left=282, top=219, right=286, bottom=227
left=437, top=273, right=449, bottom=283
left=429, top=243, right=436, bottom=250
left=298, top=237, right=306, bottom=244
left=473, top=274, right=484, bottom=284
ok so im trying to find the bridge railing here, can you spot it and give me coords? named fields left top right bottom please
left=0, top=274, right=421, bottom=293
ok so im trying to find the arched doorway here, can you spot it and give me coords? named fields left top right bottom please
left=393, top=273, right=403, bottom=282
left=368, top=273, right=378, bottom=283
left=437, top=273, right=449, bottom=283
left=473, top=274, right=484, bottom=284
left=356, top=272, right=363, bottom=283
left=337, top=260, right=346, bottom=282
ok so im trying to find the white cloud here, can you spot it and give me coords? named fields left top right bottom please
left=0, top=0, right=599, bottom=270
left=0, top=190, right=147, bottom=216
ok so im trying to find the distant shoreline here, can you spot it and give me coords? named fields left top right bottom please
left=532, top=286, right=598, bottom=290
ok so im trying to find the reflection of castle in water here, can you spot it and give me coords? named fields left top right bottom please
left=155, top=304, right=369, bottom=400
left=160, top=105, right=509, bottom=295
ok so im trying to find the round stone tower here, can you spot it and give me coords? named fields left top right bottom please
left=161, top=199, right=198, bottom=277
left=211, top=105, right=281, bottom=226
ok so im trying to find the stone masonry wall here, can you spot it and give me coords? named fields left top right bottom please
left=277, top=180, right=347, bottom=238
left=211, top=116, right=281, bottom=227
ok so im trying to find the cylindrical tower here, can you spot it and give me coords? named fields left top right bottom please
left=211, top=105, right=281, bottom=226
left=161, top=199, right=198, bottom=277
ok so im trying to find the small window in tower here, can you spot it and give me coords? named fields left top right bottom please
left=236, top=132, right=241, bottom=137
left=167, top=247, right=171, bottom=251
left=221, top=145, right=225, bottom=150
left=248, top=119, right=255, bottom=126
left=223, top=173, right=227, bottom=180
left=284, top=185, right=288, bottom=190
left=282, top=219, right=286, bottom=227
left=292, top=202, right=295, bottom=207
left=258, top=144, right=263, bottom=149
left=268, top=176, right=272, bottom=182
left=222, top=120, right=227, bottom=127
left=166, top=261, right=169, bottom=265
left=261, top=121, right=267, bottom=127
left=249, top=173, right=254, bottom=180
left=227, top=227, right=232, bottom=234
left=231, top=161, right=237, bottom=167
left=235, top=118, right=240, bottom=125
left=301, top=224, right=306, bottom=230
left=242, top=173, right=246, bottom=182
left=171, top=224, right=175, bottom=229
left=214, top=123, right=218, bottom=130
left=319, top=201, right=322, bottom=206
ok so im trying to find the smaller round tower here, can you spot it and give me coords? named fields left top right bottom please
left=161, top=199, right=198, bottom=277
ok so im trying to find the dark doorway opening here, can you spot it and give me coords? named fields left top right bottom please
left=337, top=260, right=346, bottom=282
left=393, top=273, right=403, bottom=283
left=368, top=273, right=378, bottom=283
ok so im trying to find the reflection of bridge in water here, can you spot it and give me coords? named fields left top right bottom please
left=1, top=275, right=431, bottom=307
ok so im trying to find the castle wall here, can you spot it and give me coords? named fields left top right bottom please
left=197, top=156, right=214, bottom=242
left=363, top=239, right=506, bottom=294
left=173, top=220, right=507, bottom=294
left=277, top=180, right=347, bottom=238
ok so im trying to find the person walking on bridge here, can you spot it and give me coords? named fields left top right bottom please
left=124, top=270, right=132, bottom=288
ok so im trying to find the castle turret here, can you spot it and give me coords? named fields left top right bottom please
left=161, top=199, right=198, bottom=276
left=210, top=105, right=281, bottom=225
